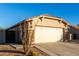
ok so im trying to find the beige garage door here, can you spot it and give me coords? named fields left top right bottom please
left=34, top=26, right=63, bottom=43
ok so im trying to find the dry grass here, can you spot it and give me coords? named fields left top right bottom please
left=0, top=44, right=25, bottom=56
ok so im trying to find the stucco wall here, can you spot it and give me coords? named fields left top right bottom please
left=32, top=17, right=66, bottom=29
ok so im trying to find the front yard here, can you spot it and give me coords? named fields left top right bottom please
left=0, top=42, right=79, bottom=56
left=0, top=44, right=24, bottom=56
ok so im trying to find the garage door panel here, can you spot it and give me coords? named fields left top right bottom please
left=35, top=27, right=63, bottom=43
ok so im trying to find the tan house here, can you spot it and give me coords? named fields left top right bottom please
left=6, top=14, right=69, bottom=44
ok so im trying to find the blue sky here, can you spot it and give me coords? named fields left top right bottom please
left=0, top=3, right=79, bottom=29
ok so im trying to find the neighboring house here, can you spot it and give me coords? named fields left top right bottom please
left=68, top=25, right=79, bottom=40
left=6, top=14, right=69, bottom=44
left=0, top=29, right=6, bottom=43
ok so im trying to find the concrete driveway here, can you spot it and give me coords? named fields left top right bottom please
left=34, top=42, right=79, bottom=56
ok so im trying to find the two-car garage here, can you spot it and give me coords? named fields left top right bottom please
left=32, top=15, right=68, bottom=44
left=34, top=26, right=63, bottom=43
